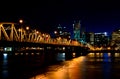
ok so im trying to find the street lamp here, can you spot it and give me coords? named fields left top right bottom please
left=36, top=31, right=39, bottom=34
left=25, top=26, right=30, bottom=41
left=19, top=19, right=23, bottom=24
left=26, top=26, right=29, bottom=30
left=54, top=31, right=57, bottom=34
left=19, top=19, right=23, bottom=42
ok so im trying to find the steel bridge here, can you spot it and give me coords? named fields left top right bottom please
left=0, top=22, right=93, bottom=50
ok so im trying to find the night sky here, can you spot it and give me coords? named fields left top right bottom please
left=0, top=0, right=120, bottom=35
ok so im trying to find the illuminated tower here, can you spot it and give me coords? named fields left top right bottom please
left=81, top=26, right=86, bottom=43
left=73, top=20, right=81, bottom=42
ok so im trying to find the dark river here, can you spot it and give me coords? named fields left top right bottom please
left=0, top=51, right=120, bottom=79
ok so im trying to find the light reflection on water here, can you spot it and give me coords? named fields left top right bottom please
left=30, top=56, right=86, bottom=79
left=30, top=52, right=120, bottom=79
left=1, top=52, right=120, bottom=79
left=2, top=53, right=8, bottom=79
left=56, top=53, right=65, bottom=61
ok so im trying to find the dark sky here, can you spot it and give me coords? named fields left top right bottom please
left=0, top=0, right=120, bottom=35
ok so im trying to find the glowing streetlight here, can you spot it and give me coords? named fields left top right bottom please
left=36, top=31, right=39, bottom=34
left=19, top=19, right=23, bottom=24
left=18, top=28, right=21, bottom=32
left=19, top=19, right=23, bottom=42
left=26, top=26, right=29, bottom=30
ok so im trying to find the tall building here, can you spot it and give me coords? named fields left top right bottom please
left=73, top=20, right=81, bottom=42
left=73, top=20, right=86, bottom=43
left=86, top=32, right=94, bottom=46
left=94, top=32, right=109, bottom=47
left=111, top=29, right=120, bottom=47
left=81, top=24, right=86, bottom=43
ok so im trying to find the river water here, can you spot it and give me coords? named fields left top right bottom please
left=0, top=51, right=120, bottom=79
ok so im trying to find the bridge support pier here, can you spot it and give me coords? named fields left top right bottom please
left=43, top=48, right=58, bottom=65
left=65, top=51, right=73, bottom=60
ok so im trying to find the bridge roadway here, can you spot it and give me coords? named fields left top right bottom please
left=0, top=40, right=89, bottom=52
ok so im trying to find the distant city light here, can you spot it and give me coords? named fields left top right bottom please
left=36, top=31, right=39, bottom=34
left=73, top=24, right=74, bottom=26
left=104, top=32, right=107, bottom=36
left=59, top=31, right=62, bottom=34
left=95, top=33, right=102, bottom=34
left=63, top=27, right=66, bottom=28
left=54, top=31, right=57, bottom=34
left=3, top=53, right=7, bottom=57
left=95, top=32, right=108, bottom=36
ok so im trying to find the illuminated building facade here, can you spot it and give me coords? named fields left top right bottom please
left=94, top=32, right=109, bottom=47
left=86, top=32, right=110, bottom=47
left=111, top=29, right=120, bottom=49
left=73, top=20, right=86, bottom=43
left=73, top=20, right=80, bottom=41
left=86, top=32, right=94, bottom=46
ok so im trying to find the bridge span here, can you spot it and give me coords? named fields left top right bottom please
left=0, top=22, right=92, bottom=53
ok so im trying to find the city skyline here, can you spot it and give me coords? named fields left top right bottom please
left=0, top=0, right=120, bottom=34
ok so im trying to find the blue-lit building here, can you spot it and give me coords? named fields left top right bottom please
left=73, top=20, right=86, bottom=43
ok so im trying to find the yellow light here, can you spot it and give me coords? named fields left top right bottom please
left=19, top=19, right=23, bottom=24
left=46, top=35, right=48, bottom=37
left=73, top=52, right=76, bottom=57
left=26, top=26, right=29, bottom=30
left=108, top=53, right=111, bottom=57
left=115, top=53, right=120, bottom=57
left=107, top=47, right=111, bottom=50
left=42, top=34, right=45, bottom=36
left=36, top=31, right=39, bottom=34
left=18, top=28, right=21, bottom=32
left=88, top=53, right=95, bottom=57
left=54, top=31, right=57, bottom=34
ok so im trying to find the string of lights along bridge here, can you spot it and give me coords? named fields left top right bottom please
left=0, top=21, right=94, bottom=50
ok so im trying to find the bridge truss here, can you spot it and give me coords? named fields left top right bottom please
left=0, top=22, right=93, bottom=50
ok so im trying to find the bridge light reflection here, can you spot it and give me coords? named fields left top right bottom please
left=2, top=53, right=8, bottom=78
left=31, top=53, right=34, bottom=55
left=30, top=56, right=86, bottom=79
left=15, top=53, right=19, bottom=55
left=54, top=31, right=57, bottom=34
left=26, top=53, right=29, bottom=55
left=107, top=47, right=111, bottom=50
left=20, top=53, right=23, bottom=55
left=115, top=53, right=120, bottom=57
left=3, top=53, right=8, bottom=58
